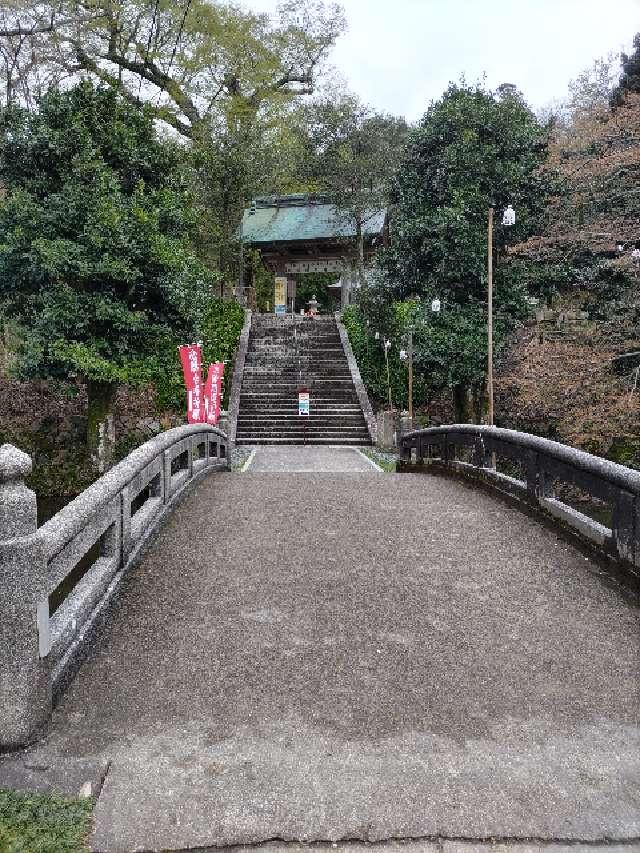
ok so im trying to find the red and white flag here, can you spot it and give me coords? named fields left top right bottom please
left=178, top=344, right=204, bottom=423
left=204, top=362, right=224, bottom=425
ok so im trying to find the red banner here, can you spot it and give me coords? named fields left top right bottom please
left=178, top=344, right=204, bottom=423
left=204, top=362, right=224, bottom=425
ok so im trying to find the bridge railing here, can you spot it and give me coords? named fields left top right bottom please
left=0, top=424, right=228, bottom=749
left=399, top=425, right=640, bottom=576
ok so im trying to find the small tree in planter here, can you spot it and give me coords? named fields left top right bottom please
left=0, top=82, right=214, bottom=471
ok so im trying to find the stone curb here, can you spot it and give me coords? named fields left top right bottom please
left=154, top=842, right=640, bottom=853
left=228, top=308, right=253, bottom=448
left=335, top=312, right=377, bottom=444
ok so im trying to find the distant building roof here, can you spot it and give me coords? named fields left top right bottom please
left=240, top=194, right=387, bottom=244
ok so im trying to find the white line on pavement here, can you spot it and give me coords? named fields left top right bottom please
left=355, top=448, right=383, bottom=472
left=241, top=448, right=257, bottom=472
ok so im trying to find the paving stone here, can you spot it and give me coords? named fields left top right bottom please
left=246, top=445, right=378, bottom=472
left=229, top=845, right=440, bottom=853
left=0, top=752, right=109, bottom=798
left=443, top=845, right=640, bottom=853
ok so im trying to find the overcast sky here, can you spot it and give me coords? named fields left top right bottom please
left=247, top=0, right=639, bottom=120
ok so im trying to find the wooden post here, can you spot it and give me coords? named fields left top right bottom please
left=487, top=207, right=494, bottom=427
left=408, top=328, right=413, bottom=426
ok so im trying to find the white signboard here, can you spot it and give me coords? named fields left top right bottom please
left=298, top=390, right=310, bottom=416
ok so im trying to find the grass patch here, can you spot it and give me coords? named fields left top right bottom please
left=360, top=447, right=397, bottom=472
left=0, top=789, right=94, bottom=853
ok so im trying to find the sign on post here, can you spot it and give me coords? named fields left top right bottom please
left=298, top=388, right=309, bottom=416
left=274, top=276, right=287, bottom=316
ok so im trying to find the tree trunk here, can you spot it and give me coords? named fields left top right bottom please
left=471, top=381, right=485, bottom=424
left=87, top=380, right=117, bottom=474
left=453, top=383, right=473, bottom=423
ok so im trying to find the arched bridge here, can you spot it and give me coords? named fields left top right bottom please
left=0, top=426, right=638, bottom=852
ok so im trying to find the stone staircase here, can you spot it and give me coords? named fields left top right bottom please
left=236, top=314, right=372, bottom=445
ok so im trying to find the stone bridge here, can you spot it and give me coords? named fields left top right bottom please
left=0, top=427, right=639, bottom=852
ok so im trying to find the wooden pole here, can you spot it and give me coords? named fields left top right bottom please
left=487, top=207, right=494, bottom=427
left=385, top=345, right=392, bottom=410
left=408, top=328, right=413, bottom=425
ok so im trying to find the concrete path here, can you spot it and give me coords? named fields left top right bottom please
left=244, top=445, right=379, bottom=472
left=2, top=467, right=639, bottom=851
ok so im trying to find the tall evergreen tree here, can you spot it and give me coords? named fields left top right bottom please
left=303, top=95, right=408, bottom=281
left=0, top=82, right=213, bottom=469
left=359, top=83, right=549, bottom=418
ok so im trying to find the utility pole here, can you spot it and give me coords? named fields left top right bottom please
left=407, top=327, right=413, bottom=426
left=384, top=340, right=392, bottom=410
left=487, top=206, right=494, bottom=427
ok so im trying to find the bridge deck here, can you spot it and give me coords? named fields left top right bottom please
left=16, top=459, right=640, bottom=849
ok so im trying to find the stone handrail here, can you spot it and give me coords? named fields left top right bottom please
left=0, top=425, right=228, bottom=749
left=399, top=425, right=640, bottom=575
left=334, top=312, right=377, bottom=444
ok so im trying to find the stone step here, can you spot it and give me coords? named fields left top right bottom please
left=241, top=385, right=358, bottom=390
left=240, top=391, right=360, bottom=397
left=237, top=436, right=371, bottom=443
left=239, top=409, right=365, bottom=416
left=251, top=343, right=344, bottom=348
left=236, top=314, right=372, bottom=446
left=243, top=369, right=351, bottom=375
left=236, top=425, right=369, bottom=431
left=243, top=364, right=351, bottom=370
left=240, top=397, right=362, bottom=402
left=238, top=408, right=365, bottom=415
left=236, top=435, right=371, bottom=447
left=238, top=418, right=367, bottom=433
left=241, top=400, right=361, bottom=407
left=240, top=392, right=359, bottom=398
left=244, top=357, right=349, bottom=364
left=243, top=373, right=353, bottom=388
left=239, top=408, right=364, bottom=415
left=241, top=394, right=358, bottom=401
left=251, top=341, right=344, bottom=347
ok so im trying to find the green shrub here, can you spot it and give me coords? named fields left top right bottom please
left=154, top=297, right=246, bottom=412
left=0, top=788, right=94, bottom=853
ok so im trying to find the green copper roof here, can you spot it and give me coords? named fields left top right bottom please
left=239, top=194, right=387, bottom=244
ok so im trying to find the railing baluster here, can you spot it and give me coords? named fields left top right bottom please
left=0, top=445, right=51, bottom=748
left=1, top=425, right=227, bottom=748
left=396, top=424, right=640, bottom=578
left=612, top=491, right=636, bottom=565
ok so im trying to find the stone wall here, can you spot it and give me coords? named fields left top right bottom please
left=0, top=377, right=183, bottom=498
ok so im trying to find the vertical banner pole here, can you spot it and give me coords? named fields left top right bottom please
left=408, top=328, right=413, bottom=427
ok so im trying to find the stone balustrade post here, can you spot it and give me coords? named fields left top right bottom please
left=0, top=444, right=51, bottom=749
left=472, top=434, right=492, bottom=469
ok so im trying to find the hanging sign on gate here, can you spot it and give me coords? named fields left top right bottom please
left=298, top=388, right=309, bottom=416
left=274, top=275, right=287, bottom=315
